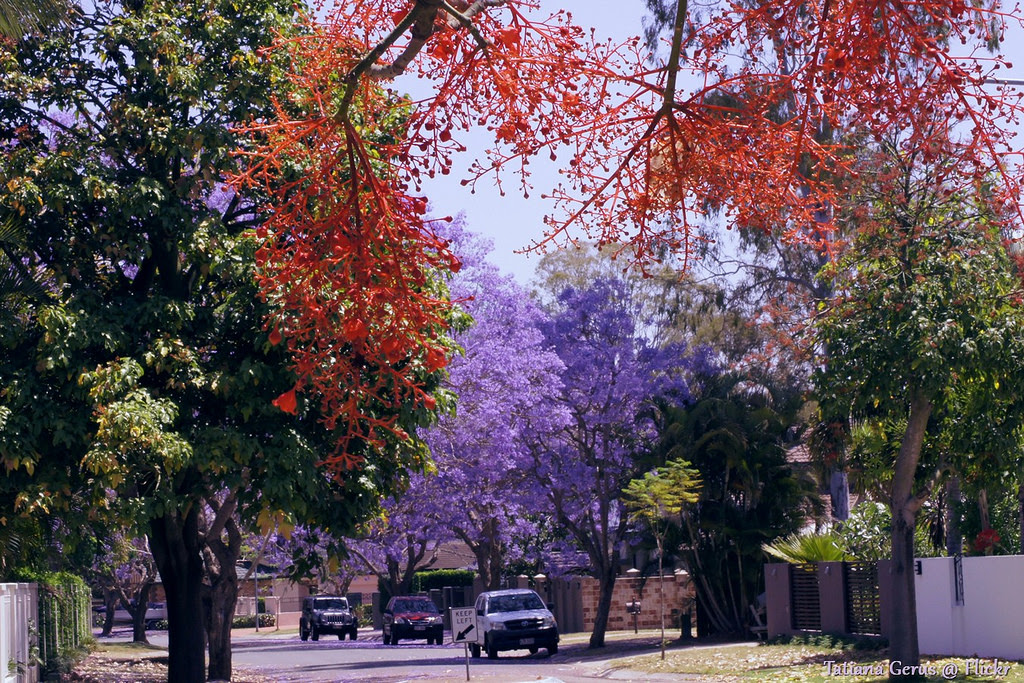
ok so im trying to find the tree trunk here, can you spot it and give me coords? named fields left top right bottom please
left=887, top=390, right=931, bottom=680
left=889, top=504, right=920, bottom=679
left=1018, top=482, right=1024, bottom=555
left=588, top=563, right=616, bottom=648
left=101, top=587, right=117, bottom=637
left=149, top=508, right=206, bottom=683
left=829, top=469, right=850, bottom=522
left=206, top=517, right=241, bottom=682
left=977, top=488, right=990, bottom=531
left=945, top=477, right=962, bottom=557
left=131, top=580, right=154, bottom=644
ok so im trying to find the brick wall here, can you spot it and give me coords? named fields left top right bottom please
left=528, top=572, right=695, bottom=634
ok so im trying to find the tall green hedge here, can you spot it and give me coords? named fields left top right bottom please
left=10, top=569, right=93, bottom=677
left=413, top=569, right=475, bottom=592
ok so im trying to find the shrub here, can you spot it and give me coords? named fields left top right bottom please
left=352, top=603, right=372, bottom=624
left=232, top=613, right=276, bottom=629
left=9, top=569, right=93, bottom=676
left=413, top=569, right=475, bottom=592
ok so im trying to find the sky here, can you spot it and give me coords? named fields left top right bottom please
left=410, top=1, right=649, bottom=285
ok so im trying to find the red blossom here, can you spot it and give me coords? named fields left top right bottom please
left=234, top=0, right=1024, bottom=473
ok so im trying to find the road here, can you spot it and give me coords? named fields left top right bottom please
left=120, top=628, right=696, bottom=682
left=232, top=636, right=600, bottom=682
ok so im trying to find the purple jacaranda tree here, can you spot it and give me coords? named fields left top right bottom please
left=525, top=278, right=715, bottom=648
left=421, top=223, right=566, bottom=589
left=346, top=482, right=452, bottom=597
left=88, top=530, right=157, bottom=642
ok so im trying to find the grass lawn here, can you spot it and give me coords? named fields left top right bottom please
left=613, top=637, right=1024, bottom=681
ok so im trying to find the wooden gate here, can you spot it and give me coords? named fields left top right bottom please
left=789, top=563, right=821, bottom=631
left=843, top=562, right=881, bottom=635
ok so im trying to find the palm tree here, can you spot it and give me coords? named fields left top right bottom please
left=0, top=0, right=71, bottom=40
left=656, top=373, right=821, bottom=634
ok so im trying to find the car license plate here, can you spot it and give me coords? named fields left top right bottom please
left=520, top=638, right=534, bottom=645
left=414, top=625, right=426, bottom=631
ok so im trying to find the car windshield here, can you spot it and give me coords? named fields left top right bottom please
left=487, top=593, right=545, bottom=613
left=314, top=598, right=348, bottom=610
left=393, top=599, right=438, bottom=613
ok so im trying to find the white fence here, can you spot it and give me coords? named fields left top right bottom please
left=0, top=583, right=38, bottom=683
left=917, top=555, right=1024, bottom=660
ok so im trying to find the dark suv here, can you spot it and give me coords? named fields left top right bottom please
left=382, top=595, right=444, bottom=645
left=299, top=596, right=358, bottom=641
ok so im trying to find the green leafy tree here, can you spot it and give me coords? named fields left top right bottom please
left=813, top=155, right=1024, bottom=670
left=655, top=373, right=819, bottom=635
left=622, top=459, right=700, bottom=659
left=0, top=2, right=449, bottom=680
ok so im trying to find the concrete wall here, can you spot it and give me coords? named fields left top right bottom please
left=916, top=555, right=1024, bottom=660
left=0, top=582, right=39, bottom=683
left=767, top=555, right=1024, bottom=660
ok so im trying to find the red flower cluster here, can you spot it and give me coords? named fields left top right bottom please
left=973, top=528, right=1001, bottom=553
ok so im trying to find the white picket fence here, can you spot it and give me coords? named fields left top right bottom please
left=0, top=583, right=39, bottom=683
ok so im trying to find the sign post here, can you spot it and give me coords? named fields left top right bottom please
left=450, top=607, right=480, bottom=681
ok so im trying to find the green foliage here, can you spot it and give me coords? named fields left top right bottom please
left=958, top=487, right=1020, bottom=556
left=768, top=633, right=887, bottom=651
left=655, top=373, right=820, bottom=634
left=0, top=3, right=457, bottom=676
left=762, top=531, right=848, bottom=564
left=9, top=570, right=93, bottom=676
left=763, top=502, right=946, bottom=563
left=815, top=209, right=1024, bottom=499
left=0, top=0, right=446, bottom=576
left=0, top=0, right=70, bottom=40
left=836, top=502, right=892, bottom=562
left=351, top=603, right=372, bottom=625
left=412, top=569, right=475, bottom=592
left=622, top=459, right=701, bottom=529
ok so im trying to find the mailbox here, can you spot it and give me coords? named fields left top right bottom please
left=626, top=600, right=641, bottom=615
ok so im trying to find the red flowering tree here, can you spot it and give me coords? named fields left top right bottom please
left=236, top=1, right=1024, bottom=670
left=237, top=0, right=1024, bottom=474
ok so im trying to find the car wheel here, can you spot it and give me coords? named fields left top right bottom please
left=311, top=625, right=319, bottom=641
left=349, top=628, right=357, bottom=641
left=299, top=625, right=309, bottom=642
left=392, top=635, right=399, bottom=645
left=337, top=633, right=344, bottom=640
left=548, top=643, right=558, bottom=655
left=382, top=630, right=391, bottom=645
left=486, top=636, right=498, bottom=659
left=528, top=646, right=538, bottom=654
left=469, top=643, right=481, bottom=658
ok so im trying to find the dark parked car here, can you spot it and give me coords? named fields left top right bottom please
left=94, top=601, right=167, bottom=629
left=382, top=595, right=444, bottom=645
left=299, top=596, right=358, bottom=641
